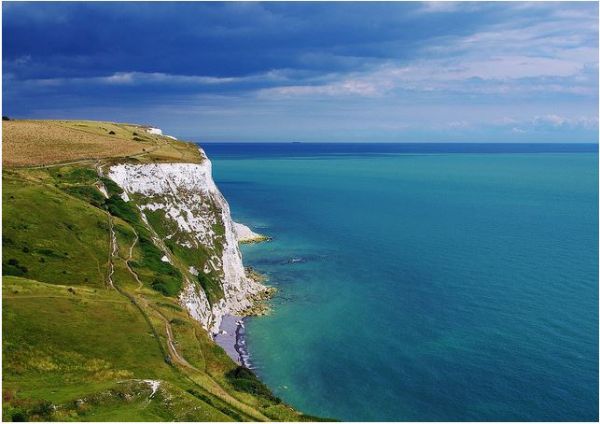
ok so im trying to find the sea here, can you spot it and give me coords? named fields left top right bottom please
left=202, top=143, right=599, bottom=421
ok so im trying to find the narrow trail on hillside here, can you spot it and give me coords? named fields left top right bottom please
left=118, top=217, right=194, bottom=369
left=125, top=230, right=144, bottom=291
left=106, top=216, right=117, bottom=289
left=149, top=304, right=196, bottom=369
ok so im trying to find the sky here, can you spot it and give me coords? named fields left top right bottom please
left=3, top=1, right=599, bottom=142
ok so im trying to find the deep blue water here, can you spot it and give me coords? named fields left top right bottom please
left=203, top=143, right=599, bottom=421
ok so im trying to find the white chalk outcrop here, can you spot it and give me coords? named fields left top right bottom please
left=107, top=149, right=266, bottom=334
left=146, top=127, right=163, bottom=135
left=234, top=222, right=268, bottom=243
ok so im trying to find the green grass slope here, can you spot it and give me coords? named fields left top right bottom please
left=2, top=122, right=327, bottom=422
left=3, top=276, right=231, bottom=422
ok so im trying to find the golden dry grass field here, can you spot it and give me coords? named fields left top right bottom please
left=2, top=120, right=202, bottom=167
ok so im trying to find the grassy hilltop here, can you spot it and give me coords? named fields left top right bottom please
left=2, top=120, right=323, bottom=422
left=2, top=120, right=202, bottom=167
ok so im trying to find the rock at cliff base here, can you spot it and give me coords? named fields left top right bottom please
left=234, top=222, right=270, bottom=244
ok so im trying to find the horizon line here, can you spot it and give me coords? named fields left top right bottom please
left=192, top=140, right=600, bottom=145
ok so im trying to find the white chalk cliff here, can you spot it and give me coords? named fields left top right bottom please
left=107, top=149, right=265, bottom=334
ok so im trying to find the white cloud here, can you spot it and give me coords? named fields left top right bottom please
left=100, top=72, right=242, bottom=85
left=495, top=114, right=599, bottom=132
left=533, top=114, right=599, bottom=129
left=259, top=78, right=392, bottom=98
left=257, top=4, right=597, bottom=100
left=18, top=71, right=254, bottom=88
left=418, top=2, right=461, bottom=14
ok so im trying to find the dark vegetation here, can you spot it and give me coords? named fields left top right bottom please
left=3, top=258, right=28, bottom=276
left=197, top=271, right=224, bottom=306
left=225, top=367, right=281, bottom=403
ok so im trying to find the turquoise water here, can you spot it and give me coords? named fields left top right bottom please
left=205, top=144, right=598, bottom=421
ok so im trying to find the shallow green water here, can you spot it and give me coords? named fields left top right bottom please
left=207, top=146, right=598, bottom=421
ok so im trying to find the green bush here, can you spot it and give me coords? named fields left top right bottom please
left=151, top=279, right=170, bottom=296
left=100, top=177, right=123, bottom=197
left=4, top=259, right=28, bottom=276
left=225, top=366, right=281, bottom=403
left=197, top=272, right=223, bottom=306
left=105, top=195, right=138, bottom=223
left=35, top=248, right=63, bottom=258
left=50, top=167, right=97, bottom=185
left=149, top=274, right=181, bottom=297
left=63, top=186, right=105, bottom=208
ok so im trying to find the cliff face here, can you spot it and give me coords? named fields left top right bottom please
left=107, top=149, right=265, bottom=334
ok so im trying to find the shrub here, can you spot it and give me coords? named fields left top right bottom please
left=11, top=411, right=26, bottom=422
left=99, top=177, right=123, bottom=196
left=30, top=400, right=54, bottom=417
left=225, top=366, right=281, bottom=403
left=151, top=279, right=170, bottom=296
left=4, top=259, right=28, bottom=276
left=197, top=272, right=223, bottom=306
left=63, top=186, right=105, bottom=208
left=169, top=318, right=187, bottom=326
left=36, top=248, right=62, bottom=258
left=108, top=130, right=116, bottom=135
left=2, top=116, right=10, bottom=121
left=149, top=275, right=181, bottom=297
left=105, top=195, right=138, bottom=223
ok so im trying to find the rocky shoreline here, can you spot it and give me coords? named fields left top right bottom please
left=214, top=248, right=274, bottom=366
left=213, top=315, right=250, bottom=366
